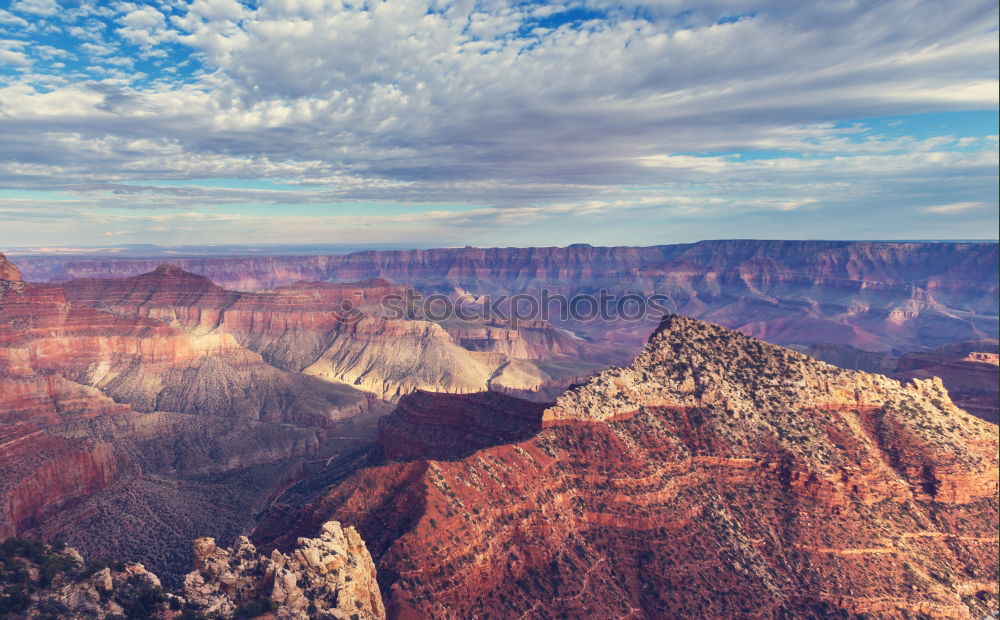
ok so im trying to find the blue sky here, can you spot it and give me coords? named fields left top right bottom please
left=0, top=0, right=997, bottom=247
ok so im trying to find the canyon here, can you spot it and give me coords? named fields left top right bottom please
left=259, top=314, right=999, bottom=619
left=59, top=264, right=599, bottom=401
left=1, top=242, right=998, bottom=618
left=13, top=240, right=998, bottom=420
left=0, top=251, right=603, bottom=584
left=0, top=253, right=387, bottom=583
left=14, top=240, right=998, bottom=356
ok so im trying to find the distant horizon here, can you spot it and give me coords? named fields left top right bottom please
left=3, top=238, right=998, bottom=259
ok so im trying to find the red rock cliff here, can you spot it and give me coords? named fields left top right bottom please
left=260, top=315, right=999, bottom=619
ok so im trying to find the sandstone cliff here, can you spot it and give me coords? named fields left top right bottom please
left=261, top=314, right=999, bottom=619
left=0, top=254, right=19, bottom=282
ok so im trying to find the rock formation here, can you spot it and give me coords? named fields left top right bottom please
left=798, top=339, right=1000, bottom=424
left=183, top=520, right=384, bottom=620
left=0, top=253, right=383, bottom=583
left=0, top=537, right=179, bottom=619
left=377, top=390, right=547, bottom=461
left=2, top=264, right=371, bottom=427
left=0, top=523, right=383, bottom=619
left=260, top=314, right=999, bottom=619
left=15, top=240, right=998, bottom=355
left=60, top=264, right=600, bottom=401
left=893, top=340, right=999, bottom=424
left=0, top=254, right=19, bottom=282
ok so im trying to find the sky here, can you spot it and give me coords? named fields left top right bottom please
left=0, top=0, right=997, bottom=248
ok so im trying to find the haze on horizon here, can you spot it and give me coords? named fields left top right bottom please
left=0, top=0, right=997, bottom=248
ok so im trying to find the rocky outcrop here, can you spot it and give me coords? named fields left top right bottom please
left=893, top=340, right=1000, bottom=424
left=184, top=520, right=384, bottom=620
left=0, top=525, right=383, bottom=619
left=0, top=538, right=178, bottom=619
left=800, top=339, right=1000, bottom=424
left=0, top=253, right=19, bottom=281
left=260, top=314, right=999, bottom=619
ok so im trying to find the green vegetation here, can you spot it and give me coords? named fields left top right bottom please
left=0, top=536, right=202, bottom=620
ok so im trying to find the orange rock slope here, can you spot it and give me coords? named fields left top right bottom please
left=263, top=314, right=999, bottom=619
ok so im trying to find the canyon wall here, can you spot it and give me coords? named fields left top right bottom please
left=15, top=239, right=997, bottom=359
left=23, top=240, right=997, bottom=419
left=0, top=254, right=384, bottom=582
left=259, top=315, right=999, bottom=619
left=59, top=264, right=602, bottom=402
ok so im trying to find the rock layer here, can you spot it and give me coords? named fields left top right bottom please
left=15, top=240, right=998, bottom=354
left=261, top=314, right=999, bottom=619
left=61, top=265, right=599, bottom=401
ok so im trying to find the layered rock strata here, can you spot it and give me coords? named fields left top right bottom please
left=261, top=314, right=999, bottom=619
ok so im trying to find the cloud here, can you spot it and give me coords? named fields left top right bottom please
left=117, top=5, right=175, bottom=48
left=10, top=0, right=59, bottom=17
left=0, top=9, right=30, bottom=27
left=0, top=0, right=996, bottom=246
left=0, top=39, right=31, bottom=67
left=922, top=201, right=989, bottom=214
left=0, top=51, right=31, bottom=68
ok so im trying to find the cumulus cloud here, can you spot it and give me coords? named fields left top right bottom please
left=10, top=0, right=59, bottom=17
left=0, top=39, right=32, bottom=67
left=0, top=9, right=30, bottom=27
left=117, top=5, right=175, bottom=48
